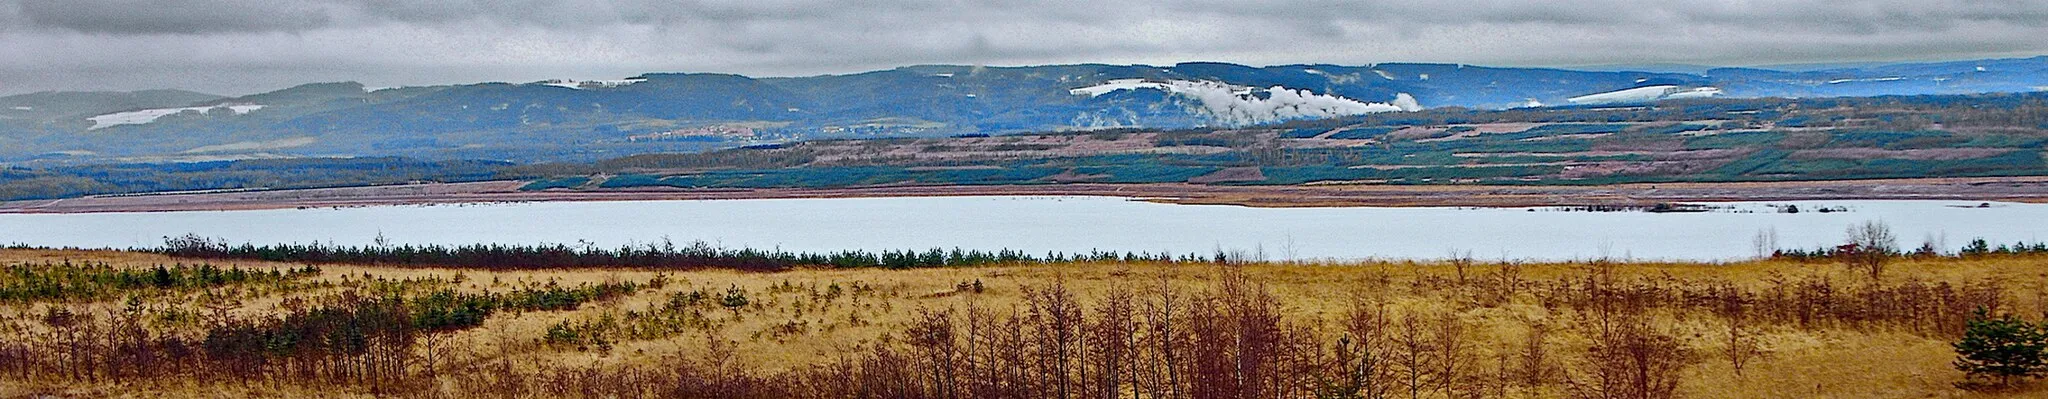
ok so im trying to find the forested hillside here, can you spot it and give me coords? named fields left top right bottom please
left=3, top=92, right=2046, bottom=201
left=2, top=57, right=2044, bottom=165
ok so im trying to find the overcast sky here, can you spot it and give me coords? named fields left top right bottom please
left=3, top=0, right=2046, bottom=96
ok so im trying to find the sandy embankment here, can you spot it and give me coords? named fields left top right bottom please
left=5, top=176, right=2048, bottom=214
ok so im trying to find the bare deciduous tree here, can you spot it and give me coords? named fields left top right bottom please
left=1844, top=221, right=1898, bottom=280
left=1751, top=228, right=1779, bottom=259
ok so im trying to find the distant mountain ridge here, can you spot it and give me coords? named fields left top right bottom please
left=1, top=56, right=2044, bottom=164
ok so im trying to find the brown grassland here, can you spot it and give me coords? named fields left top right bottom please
left=2, top=248, right=2046, bottom=398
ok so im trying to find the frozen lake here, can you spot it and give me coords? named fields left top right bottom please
left=1, top=196, right=2043, bottom=261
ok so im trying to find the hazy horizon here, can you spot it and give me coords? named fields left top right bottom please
left=7, top=54, right=2046, bottom=98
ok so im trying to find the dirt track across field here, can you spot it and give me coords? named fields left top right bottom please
left=6, top=176, right=2048, bottom=214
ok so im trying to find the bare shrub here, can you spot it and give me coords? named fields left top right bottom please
left=1565, top=290, right=1696, bottom=399
left=1319, top=298, right=1395, bottom=398
left=1843, top=221, right=1899, bottom=280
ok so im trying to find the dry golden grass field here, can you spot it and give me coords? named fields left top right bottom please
left=2, top=248, right=2046, bottom=398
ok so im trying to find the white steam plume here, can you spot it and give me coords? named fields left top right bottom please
left=1071, top=79, right=1419, bottom=126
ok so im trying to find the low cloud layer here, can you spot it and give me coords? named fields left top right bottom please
left=2, top=0, right=2046, bottom=95
left=16, top=0, right=334, bottom=34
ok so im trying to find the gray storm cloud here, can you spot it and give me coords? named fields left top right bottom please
left=1, top=0, right=2045, bottom=95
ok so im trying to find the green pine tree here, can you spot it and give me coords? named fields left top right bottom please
left=1953, top=308, right=2048, bottom=388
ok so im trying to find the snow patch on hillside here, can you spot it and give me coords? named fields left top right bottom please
left=1566, top=86, right=1722, bottom=105
left=535, top=77, right=646, bottom=89
left=1826, top=77, right=1905, bottom=84
left=87, top=104, right=264, bottom=130
left=1070, top=79, right=1419, bottom=125
left=1305, top=69, right=1364, bottom=84
left=1069, top=79, right=1160, bottom=97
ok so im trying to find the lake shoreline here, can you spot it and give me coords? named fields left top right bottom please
left=5, top=176, right=2048, bottom=214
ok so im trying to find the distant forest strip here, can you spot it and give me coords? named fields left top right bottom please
left=116, top=233, right=2048, bottom=271
left=147, top=235, right=1230, bottom=271
left=0, top=157, right=534, bottom=201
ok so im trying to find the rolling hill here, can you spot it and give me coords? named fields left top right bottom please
left=0, top=57, right=2043, bottom=167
